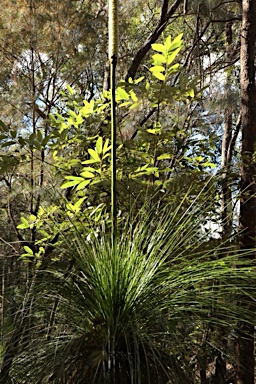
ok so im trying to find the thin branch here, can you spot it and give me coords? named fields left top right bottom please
left=0, top=237, right=18, bottom=254
left=130, top=108, right=157, bottom=140
left=160, top=0, right=169, bottom=23
left=227, top=112, right=241, bottom=165
left=183, top=0, right=188, bottom=14
left=125, top=0, right=183, bottom=81
left=210, top=17, right=241, bottom=23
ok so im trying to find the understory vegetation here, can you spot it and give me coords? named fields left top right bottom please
left=0, top=1, right=255, bottom=383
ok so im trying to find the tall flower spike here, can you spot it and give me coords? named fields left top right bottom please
left=108, top=0, right=118, bottom=61
left=109, top=0, right=118, bottom=248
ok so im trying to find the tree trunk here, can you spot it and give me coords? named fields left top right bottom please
left=221, top=21, right=234, bottom=237
left=236, top=1, right=256, bottom=383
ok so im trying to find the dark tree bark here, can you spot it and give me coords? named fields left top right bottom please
left=221, top=21, right=234, bottom=237
left=221, top=22, right=242, bottom=236
left=236, top=1, right=256, bottom=383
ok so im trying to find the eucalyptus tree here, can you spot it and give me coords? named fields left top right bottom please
left=235, top=1, right=256, bottom=383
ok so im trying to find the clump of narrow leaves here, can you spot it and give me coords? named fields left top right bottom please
left=9, top=195, right=256, bottom=384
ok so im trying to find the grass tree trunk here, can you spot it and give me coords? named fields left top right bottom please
left=236, top=1, right=256, bottom=383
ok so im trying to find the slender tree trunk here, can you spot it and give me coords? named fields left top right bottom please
left=218, top=23, right=237, bottom=383
left=221, top=21, right=234, bottom=238
left=236, top=1, right=256, bottom=383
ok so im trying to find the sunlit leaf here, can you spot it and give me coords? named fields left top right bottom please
left=88, top=149, right=101, bottom=162
left=151, top=72, right=165, bottom=81
left=96, top=136, right=103, bottom=154
left=80, top=170, right=95, bottom=178
left=134, top=76, right=145, bottom=84
left=151, top=43, right=165, bottom=53
left=167, top=47, right=181, bottom=65
left=76, top=180, right=91, bottom=190
left=61, top=176, right=84, bottom=189
left=129, top=102, right=141, bottom=110
left=129, top=90, right=138, bottom=102
left=103, top=139, right=111, bottom=154
left=157, top=153, right=172, bottom=160
left=147, top=128, right=161, bottom=134
left=68, top=110, right=77, bottom=119
left=150, top=65, right=165, bottom=72
left=17, top=217, right=29, bottom=229
left=168, top=33, right=183, bottom=51
left=24, top=246, right=33, bottom=255
left=167, top=63, right=180, bottom=73
left=119, top=101, right=132, bottom=107
left=116, top=87, right=130, bottom=100
left=152, top=54, right=166, bottom=64
left=82, top=159, right=98, bottom=165
left=66, top=84, right=74, bottom=94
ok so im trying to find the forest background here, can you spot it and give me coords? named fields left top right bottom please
left=0, top=0, right=255, bottom=383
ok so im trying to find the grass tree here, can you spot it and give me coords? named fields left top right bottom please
left=8, top=193, right=256, bottom=383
